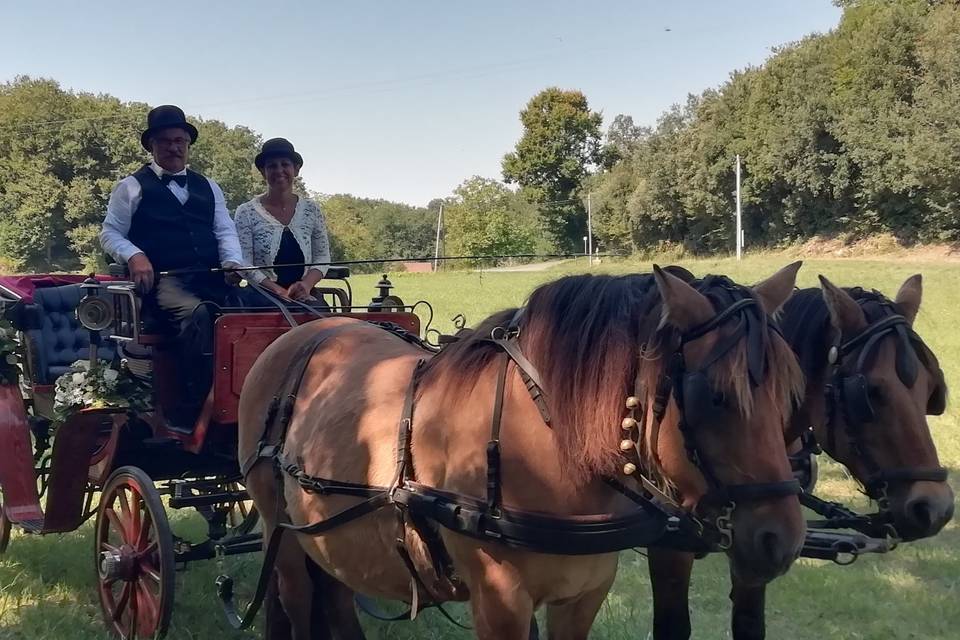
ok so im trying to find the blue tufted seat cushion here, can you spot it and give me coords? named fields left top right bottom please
left=22, top=284, right=116, bottom=385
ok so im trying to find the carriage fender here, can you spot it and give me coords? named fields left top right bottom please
left=0, top=384, right=43, bottom=525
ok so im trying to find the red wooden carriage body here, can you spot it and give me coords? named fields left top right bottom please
left=0, top=269, right=421, bottom=639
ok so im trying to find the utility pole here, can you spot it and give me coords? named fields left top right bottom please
left=735, top=154, right=742, bottom=261
left=433, top=203, right=443, bottom=272
left=587, top=192, right=593, bottom=265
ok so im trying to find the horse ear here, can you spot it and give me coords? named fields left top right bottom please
left=653, top=264, right=714, bottom=331
left=819, top=275, right=867, bottom=333
left=753, top=261, right=802, bottom=315
left=894, top=274, right=922, bottom=326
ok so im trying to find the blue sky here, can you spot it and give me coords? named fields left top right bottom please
left=2, top=1, right=842, bottom=207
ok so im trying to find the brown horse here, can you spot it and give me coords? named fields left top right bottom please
left=647, top=273, right=954, bottom=640
left=238, top=264, right=807, bottom=640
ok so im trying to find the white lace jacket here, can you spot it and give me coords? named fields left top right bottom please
left=234, top=196, right=331, bottom=284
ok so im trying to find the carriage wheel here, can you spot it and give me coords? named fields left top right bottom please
left=95, top=466, right=175, bottom=639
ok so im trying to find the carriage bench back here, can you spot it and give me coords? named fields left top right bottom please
left=13, top=284, right=116, bottom=385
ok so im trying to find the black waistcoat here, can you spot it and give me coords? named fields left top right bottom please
left=128, top=165, right=220, bottom=272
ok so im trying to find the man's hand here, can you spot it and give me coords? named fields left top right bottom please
left=127, top=253, right=155, bottom=294
left=222, top=262, right=243, bottom=286
left=286, top=280, right=311, bottom=300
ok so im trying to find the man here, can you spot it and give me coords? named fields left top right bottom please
left=101, top=104, right=244, bottom=430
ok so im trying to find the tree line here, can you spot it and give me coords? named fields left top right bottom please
left=488, top=0, right=960, bottom=255
left=1, top=0, right=958, bottom=272
left=586, top=0, right=960, bottom=253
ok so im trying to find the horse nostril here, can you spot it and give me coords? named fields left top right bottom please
left=755, top=529, right=785, bottom=566
left=906, top=497, right=934, bottom=531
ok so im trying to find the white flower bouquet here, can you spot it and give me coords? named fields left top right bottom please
left=53, top=359, right=151, bottom=424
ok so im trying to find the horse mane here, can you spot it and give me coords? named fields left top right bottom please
left=781, top=285, right=945, bottom=387
left=424, top=272, right=803, bottom=488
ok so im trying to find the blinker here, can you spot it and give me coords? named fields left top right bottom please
left=681, top=372, right=714, bottom=427
left=841, top=373, right=875, bottom=424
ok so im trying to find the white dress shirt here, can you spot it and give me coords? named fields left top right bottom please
left=100, top=162, right=244, bottom=266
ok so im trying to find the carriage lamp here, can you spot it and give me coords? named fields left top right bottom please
left=369, top=274, right=405, bottom=311
left=77, top=275, right=114, bottom=365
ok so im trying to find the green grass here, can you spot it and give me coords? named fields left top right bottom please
left=2, top=254, right=959, bottom=639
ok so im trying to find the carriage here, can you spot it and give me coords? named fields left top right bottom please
left=0, top=267, right=424, bottom=639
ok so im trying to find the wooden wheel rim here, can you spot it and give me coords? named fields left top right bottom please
left=95, top=466, right=174, bottom=639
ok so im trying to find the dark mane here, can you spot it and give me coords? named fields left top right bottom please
left=780, top=288, right=834, bottom=378
left=780, top=286, right=932, bottom=378
left=423, top=271, right=802, bottom=487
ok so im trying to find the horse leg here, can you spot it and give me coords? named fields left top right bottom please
left=467, top=565, right=535, bottom=640
left=274, top=537, right=331, bottom=640
left=265, top=569, right=293, bottom=640
left=304, top=556, right=367, bottom=640
left=544, top=576, right=615, bottom=640
left=647, top=547, right=695, bottom=640
left=729, top=573, right=767, bottom=640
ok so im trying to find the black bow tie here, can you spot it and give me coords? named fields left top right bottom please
left=160, top=174, right=186, bottom=187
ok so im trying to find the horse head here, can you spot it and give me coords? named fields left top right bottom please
left=643, top=262, right=807, bottom=585
left=802, top=275, right=953, bottom=541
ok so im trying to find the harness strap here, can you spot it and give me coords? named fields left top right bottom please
left=390, top=360, right=425, bottom=492
left=354, top=594, right=472, bottom=630
left=486, top=353, right=510, bottom=517
left=216, top=518, right=287, bottom=630
left=239, top=324, right=356, bottom=477
left=279, top=454, right=389, bottom=499
left=216, top=490, right=391, bottom=630
left=490, top=335, right=546, bottom=395
left=280, top=491, right=392, bottom=535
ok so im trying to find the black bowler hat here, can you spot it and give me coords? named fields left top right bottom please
left=254, top=138, right=304, bottom=170
left=140, top=105, right=199, bottom=151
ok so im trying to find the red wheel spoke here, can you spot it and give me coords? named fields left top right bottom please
left=106, top=508, right=126, bottom=543
left=137, top=581, right=160, bottom=632
left=135, top=509, right=153, bottom=551
left=116, top=489, right=133, bottom=541
left=113, top=581, right=132, bottom=621
left=130, top=489, right=142, bottom=541
left=127, top=580, right=138, bottom=638
left=141, top=560, right=161, bottom=585
left=139, top=540, right=158, bottom=559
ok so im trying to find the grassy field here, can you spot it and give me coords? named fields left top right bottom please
left=1, top=254, right=958, bottom=639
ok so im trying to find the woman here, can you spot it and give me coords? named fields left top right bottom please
left=234, top=138, right=330, bottom=302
